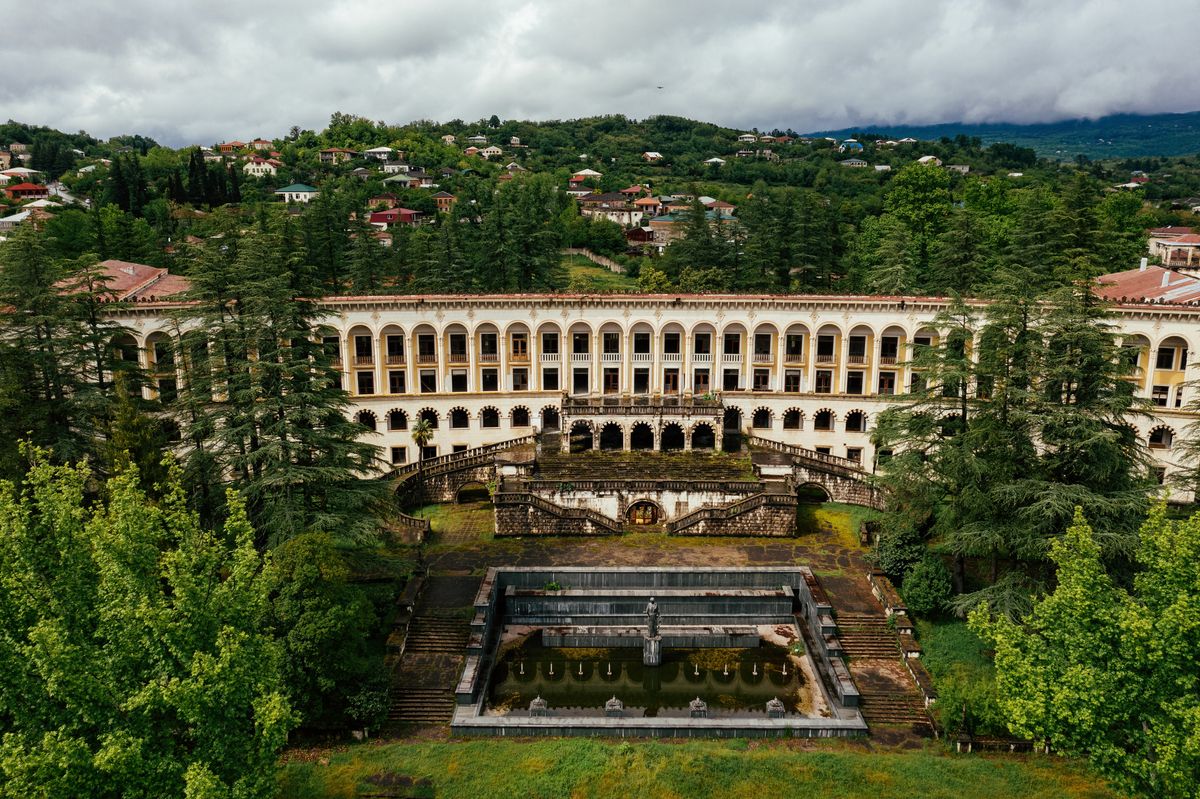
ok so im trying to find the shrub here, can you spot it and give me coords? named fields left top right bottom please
left=901, top=555, right=953, bottom=616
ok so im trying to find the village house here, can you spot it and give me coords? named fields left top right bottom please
left=464, top=146, right=480, bottom=157
left=367, top=208, right=424, bottom=229
left=466, top=134, right=488, bottom=145
left=369, top=193, right=399, bottom=209
left=737, top=133, right=758, bottom=143
left=642, top=151, right=663, bottom=163
left=217, top=141, right=245, bottom=154
left=350, top=167, right=373, bottom=180
left=382, top=160, right=410, bottom=174
left=249, top=138, right=273, bottom=150
left=432, top=191, right=457, bottom=213
left=570, top=168, right=603, bottom=184
left=363, top=146, right=395, bottom=161
left=633, top=196, right=662, bottom=216
left=0, top=151, right=10, bottom=169
left=565, top=185, right=593, bottom=198
left=441, top=134, right=457, bottom=145
left=703, top=157, right=726, bottom=166
left=274, top=183, right=319, bottom=203
left=758, top=135, right=776, bottom=143
left=704, top=199, right=736, bottom=217
left=578, top=192, right=643, bottom=227
left=242, top=157, right=280, bottom=177
left=916, top=155, right=942, bottom=166
left=510, top=136, right=522, bottom=146
left=945, top=164, right=970, bottom=174
left=480, top=145, right=503, bottom=159
left=839, top=139, right=863, bottom=153
left=839, top=158, right=869, bottom=168
left=319, top=147, right=356, bottom=164
left=4, top=182, right=49, bottom=201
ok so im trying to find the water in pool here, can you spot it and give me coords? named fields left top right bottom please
left=487, top=635, right=812, bottom=718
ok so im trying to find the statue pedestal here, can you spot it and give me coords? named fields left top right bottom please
left=642, top=634, right=662, bottom=667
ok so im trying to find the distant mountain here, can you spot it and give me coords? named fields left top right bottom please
left=806, top=111, right=1200, bottom=160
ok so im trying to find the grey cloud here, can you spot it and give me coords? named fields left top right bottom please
left=6, top=0, right=1199, bottom=146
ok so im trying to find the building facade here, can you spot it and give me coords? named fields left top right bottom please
left=108, top=292, right=1198, bottom=492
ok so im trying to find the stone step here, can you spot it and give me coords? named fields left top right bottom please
left=859, top=692, right=931, bottom=727
left=388, top=688, right=456, bottom=723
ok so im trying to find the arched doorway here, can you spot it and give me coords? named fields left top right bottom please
left=627, top=501, right=661, bottom=525
left=541, top=407, right=560, bottom=431
left=456, top=481, right=491, bottom=503
left=660, top=423, right=685, bottom=452
left=599, top=422, right=623, bottom=451
left=691, top=423, right=716, bottom=451
left=795, top=482, right=831, bottom=535
left=569, top=421, right=593, bottom=453
left=630, top=422, right=654, bottom=451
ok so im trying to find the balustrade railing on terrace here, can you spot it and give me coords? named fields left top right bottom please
left=601, top=352, right=621, bottom=362
left=746, top=434, right=868, bottom=478
left=541, top=352, right=560, bottom=362
left=665, top=491, right=795, bottom=534
left=816, top=353, right=835, bottom=364
left=479, top=352, right=499, bottom=363
left=662, top=352, right=682, bottom=362
left=385, top=354, right=405, bottom=365
left=562, top=393, right=722, bottom=412
left=391, top=434, right=536, bottom=481
left=526, top=478, right=761, bottom=493
left=493, top=490, right=623, bottom=533
left=354, top=355, right=373, bottom=366
left=417, top=352, right=437, bottom=364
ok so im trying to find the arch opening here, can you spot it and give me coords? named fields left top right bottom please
left=456, top=481, right=491, bottom=503
left=660, top=423, right=685, bottom=452
left=630, top=422, right=654, bottom=451
left=569, top=421, right=594, bottom=453
left=599, top=422, right=624, bottom=451
left=626, top=500, right=662, bottom=525
left=691, top=423, right=716, bottom=451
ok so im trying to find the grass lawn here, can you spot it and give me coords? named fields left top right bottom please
left=561, top=254, right=640, bottom=292
left=411, top=501, right=495, bottom=544
left=278, top=738, right=1117, bottom=799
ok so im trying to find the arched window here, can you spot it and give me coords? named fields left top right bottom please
left=814, top=410, right=834, bottom=431
left=419, top=408, right=439, bottom=429
left=752, top=408, right=771, bottom=429
left=1149, top=426, right=1175, bottom=450
left=845, top=410, right=867, bottom=432
left=355, top=410, right=377, bottom=431
left=449, top=408, right=470, bottom=429
left=511, top=406, right=530, bottom=427
left=783, top=409, right=802, bottom=430
left=481, top=407, right=500, bottom=428
left=387, top=410, right=408, bottom=431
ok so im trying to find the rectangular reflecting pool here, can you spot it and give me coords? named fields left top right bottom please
left=488, top=637, right=812, bottom=719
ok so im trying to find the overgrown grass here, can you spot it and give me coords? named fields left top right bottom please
left=278, top=738, right=1117, bottom=799
left=411, top=502, right=495, bottom=542
left=916, top=618, right=1007, bottom=736
left=561, top=254, right=640, bottom=292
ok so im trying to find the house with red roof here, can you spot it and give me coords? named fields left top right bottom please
left=367, top=208, right=424, bottom=229
left=217, top=141, right=245, bottom=154
left=1150, top=233, right=1200, bottom=269
left=319, top=147, right=356, bottom=164
left=4, top=182, right=48, bottom=200
left=432, top=191, right=456, bottom=213
left=249, top=138, right=273, bottom=150
left=1095, top=262, right=1200, bottom=304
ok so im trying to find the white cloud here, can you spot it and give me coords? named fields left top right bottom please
left=5, top=0, right=1199, bottom=145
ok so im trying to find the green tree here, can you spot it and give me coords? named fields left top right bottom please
left=973, top=505, right=1200, bottom=798
left=0, top=451, right=295, bottom=798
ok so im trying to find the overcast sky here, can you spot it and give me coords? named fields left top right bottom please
left=5, top=0, right=1199, bottom=147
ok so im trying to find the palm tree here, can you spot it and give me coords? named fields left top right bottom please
left=410, top=417, right=434, bottom=473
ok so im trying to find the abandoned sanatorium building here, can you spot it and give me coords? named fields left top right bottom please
left=99, top=259, right=1199, bottom=496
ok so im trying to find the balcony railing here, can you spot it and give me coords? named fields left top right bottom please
left=783, top=352, right=804, bottom=363
left=662, top=352, right=682, bottom=362
left=479, top=352, right=499, bottom=363
left=880, top=355, right=897, bottom=365
left=385, top=354, right=405, bottom=365
left=509, top=351, right=530, bottom=362
left=848, top=354, right=866, bottom=365
left=753, top=351, right=772, bottom=362
left=693, top=352, right=713, bottom=363
left=723, top=353, right=742, bottom=363
left=448, top=352, right=468, bottom=364
left=601, top=352, right=621, bottom=362
left=354, top=355, right=373, bottom=366
left=571, top=352, right=591, bottom=362
left=632, top=352, right=652, bottom=362
left=541, top=352, right=560, bottom=362
left=816, top=353, right=835, bottom=364
left=417, top=352, right=437, bottom=364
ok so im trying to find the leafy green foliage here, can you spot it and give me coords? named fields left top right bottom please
left=0, top=450, right=295, bottom=798
left=972, top=506, right=1200, bottom=798
left=901, top=555, right=953, bottom=615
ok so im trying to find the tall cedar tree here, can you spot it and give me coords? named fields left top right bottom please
left=176, top=217, right=387, bottom=545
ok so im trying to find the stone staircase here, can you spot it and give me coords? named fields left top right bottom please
left=388, top=608, right=472, bottom=727
left=836, top=612, right=934, bottom=735
left=836, top=613, right=902, bottom=659
left=859, top=691, right=932, bottom=732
